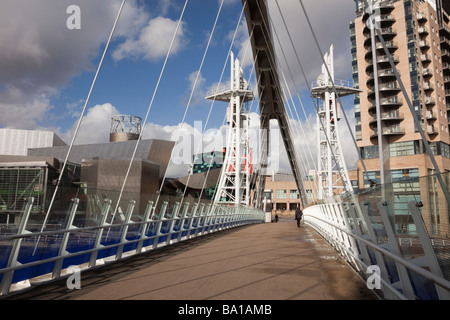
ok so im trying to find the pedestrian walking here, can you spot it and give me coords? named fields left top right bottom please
left=295, top=207, right=303, bottom=228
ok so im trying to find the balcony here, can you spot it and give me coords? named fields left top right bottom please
left=363, top=2, right=395, bottom=20
left=417, top=13, right=427, bottom=22
left=365, top=41, right=398, bottom=58
left=369, top=111, right=404, bottom=124
left=440, top=36, right=450, bottom=48
left=443, top=62, right=450, bottom=72
left=426, top=111, right=437, bottom=120
left=427, top=124, right=438, bottom=135
left=371, top=125, right=405, bottom=138
left=419, top=40, right=430, bottom=48
left=418, top=27, right=429, bottom=35
left=366, top=55, right=399, bottom=72
left=363, top=14, right=395, bottom=32
left=442, top=49, right=450, bottom=61
left=424, top=96, right=435, bottom=105
left=364, top=27, right=397, bottom=45
left=422, top=68, right=432, bottom=78
left=367, top=68, right=397, bottom=85
left=369, top=96, right=402, bottom=111
left=423, top=81, right=434, bottom=92
left=421, top=54, right=431, bottom=63
left=368, top=82, right=401, bottom=99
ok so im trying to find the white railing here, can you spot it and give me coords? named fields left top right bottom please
left=0, top=197, right=264, bottom=296
left=303, top=193, right=450, bottom=300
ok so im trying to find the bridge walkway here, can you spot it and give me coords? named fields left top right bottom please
left=6, top=217, right=377, bottom=300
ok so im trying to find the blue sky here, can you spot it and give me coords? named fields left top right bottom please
left=0, top=0, right=359, bottom=174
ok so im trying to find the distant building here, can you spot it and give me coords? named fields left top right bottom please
left=0, top=128, right=174, bottom=226
left=263, top=171, right=359, bottom=216
left=0, top=128, right=67, bottom=156
left=192, top=151, right=224, bottom=174
left=165, top=151, right=225, bottom=200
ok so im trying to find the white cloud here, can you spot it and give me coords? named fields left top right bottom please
left=267, top=0, right=356, bottom=88
left=0, top=0, right=149, bottom=131
left=181, top=70, right=207, bottom=107
left=112, top=16, right=188, bottom=62
left=61, top=103, right=120, bottom=145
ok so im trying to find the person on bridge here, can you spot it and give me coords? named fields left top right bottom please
left=295, top=207, right=303, bottom=228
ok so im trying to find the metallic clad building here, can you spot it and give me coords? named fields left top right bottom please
left=0, top=129, right=67, bottom=156
left=81, top=158, right=160, bottom=215
left=1, top=133, right=175, bottom=222
left=28, top=139, right=174, bottom=179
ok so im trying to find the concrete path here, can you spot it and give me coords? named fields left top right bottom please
left=7, top=219, right=377, bottom=300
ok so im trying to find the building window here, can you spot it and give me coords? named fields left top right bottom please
left=263, top=190, right=272, bottom=200
left=289, top=190, right=299, bottom=199
left=276, top=189, right=287, bottom=199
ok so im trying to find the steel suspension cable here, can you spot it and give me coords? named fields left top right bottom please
left=152, top=0, right=225, bottom=213
left=38, top=0, right=127, bottom=234
left=110, top=0, right=189, bottom=222
left=271, top=0, right=356, bottom=195
left=295, top=0, right=371, bottom=188
left=179, top=1, right=248, bottom=206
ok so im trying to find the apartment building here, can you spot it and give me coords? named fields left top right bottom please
left=351, top=0, right=450, bottom=235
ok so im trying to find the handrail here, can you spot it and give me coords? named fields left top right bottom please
left=0, top=197, right=264, bottom=296
left=303, top=173, right=450, bottom=301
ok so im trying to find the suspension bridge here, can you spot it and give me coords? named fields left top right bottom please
left=1, top=0, right=450, bottom=302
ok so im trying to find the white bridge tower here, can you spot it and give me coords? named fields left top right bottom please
left=311, top=45, right=361, bottom=199
left=206, top=52, right=255, bottom=206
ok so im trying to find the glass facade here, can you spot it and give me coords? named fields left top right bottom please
left=361, top=140, right=450, bottom=159
left=192, top=151, right=224, bottom=174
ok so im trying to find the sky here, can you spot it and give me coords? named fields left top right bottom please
left=0, top=0, right=360, bottom=177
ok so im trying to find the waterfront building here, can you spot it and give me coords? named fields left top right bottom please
left=351, top=0, right=450, bottom=235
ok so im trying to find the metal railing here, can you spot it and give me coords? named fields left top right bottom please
left=0, top=190, right=264, bottom=297
left=303, top=172, right=450, bottom=300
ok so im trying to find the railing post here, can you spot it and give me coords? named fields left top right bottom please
left=176, top=202, right=190, bottom=242
left=52, top=198, right=80, bottom=278
left=165, top=202, right=180, bottom=245
left=116, top=200, right=135, bottom=260
left=408, top=201, right=450, bottom=300
left=337, top=202, right=360, bottom=271
left=360, top=201, right=398, bottom=299
left=153, top=201, right=168, bottom=248
left=136, top=201, right=153, bottom=253
left=192, top=203, right=205, bottom=238
left=377, top=201, right=416, bottom=300
left=89, top=199, right=112, bottom=268
left=347, top=202, right=373, bottom=269
left=0, top=197, right=34, bottom=296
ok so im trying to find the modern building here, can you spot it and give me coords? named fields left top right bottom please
left=263, top=171, right=359, bottom=216
left=166, top=151, right=225, bottom=200
left=0, top=128, right=175, bottom=225
left=0, top=128, right=67, bottom=156
left=351, top=0, right=450, bottom=235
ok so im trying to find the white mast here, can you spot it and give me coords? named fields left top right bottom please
left=311, top=45, right=360, bottom=199
left=206, top=52, right=255, bottom=206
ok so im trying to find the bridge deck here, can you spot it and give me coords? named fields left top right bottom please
left=7, top=218, right=376, bottom=300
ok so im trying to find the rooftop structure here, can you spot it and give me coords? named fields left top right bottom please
left=0, top=129, right=66, bottom=157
